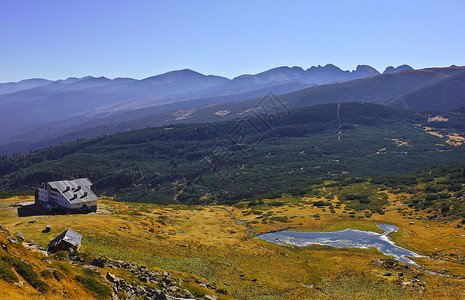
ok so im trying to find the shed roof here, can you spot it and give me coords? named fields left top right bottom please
left=48, top=229, right=82, bottom=249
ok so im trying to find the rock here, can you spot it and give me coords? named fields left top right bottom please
left=425, top=225, right=429, bottom=228
left=6, top=236, right=18, bottom=244
left=28, top=220, right=36, bottom=224
left=382, top=272, right=392, bottom=276
left=1, top=242, right=8, bottom=251
left=106, top=272, right=117, bottom=283
left=398, top=272, right=404, bottom=277
left=409, top=222, right=415, bottom=225
left=204, top=295, right=218, bottom=300
left=91, top=256, right=107, bottom=268
left=111, top=291, right=119, bottom=300
left=135, top=285, right=146, bottom=296
left=457, top=224, right=463, bottom=228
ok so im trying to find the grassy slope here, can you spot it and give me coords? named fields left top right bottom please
left=0, top=218, right=97, bottom=299
left=2, top=163, right=465, bottom=299
left=1, top=103, right=465, bottom=204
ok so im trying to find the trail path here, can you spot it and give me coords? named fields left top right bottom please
left=337, top=103, right=342, bottom=140
left=218, top=207, right=254, bottom=234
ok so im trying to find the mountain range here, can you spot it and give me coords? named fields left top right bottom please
left=2, top=64, right=465, bottom=157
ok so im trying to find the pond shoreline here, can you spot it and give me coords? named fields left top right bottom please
left=256, top=224, right=424, bottom=264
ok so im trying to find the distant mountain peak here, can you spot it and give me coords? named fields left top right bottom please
left=383, top=65, right=414, bottom=74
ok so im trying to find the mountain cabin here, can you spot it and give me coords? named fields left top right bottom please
left=35, top=178, right=98, bottom=213
left=47, top=229, right=82, bottom=253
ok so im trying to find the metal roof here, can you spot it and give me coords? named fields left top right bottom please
left=48, top=228, right=82, bottom=249
left=47, top=178, right=98, bottom=204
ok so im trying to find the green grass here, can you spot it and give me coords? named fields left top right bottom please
left=76, top=275, right=112, bottom=299
left=0, top=260, right=17, bottom=283
left=315, top=273, right=409, bottom=300
left=11, top=257, right=49, bottom=293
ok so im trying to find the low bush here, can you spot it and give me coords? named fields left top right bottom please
left=12, top=258, right=49, bottom=293
left=76, top=275, right=111, bottom=299
left=0, top=260, right=17, bottom=283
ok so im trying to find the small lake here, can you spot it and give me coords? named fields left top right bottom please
left=256, top=225, right=422, bottom=264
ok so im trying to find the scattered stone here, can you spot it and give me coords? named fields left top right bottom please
left=6, top=236, right=18, bottom=244
left=409, top=222, right=415, bottom=225
left=28, top=220, right=37, bottom=224
left=106, top=272, right=117, bottom=283
left=204, top=295, right=218, bottom=300
left=425, top=225, right=429, bottom=228
left=457, top=223, right=463, bottom=228
left=382, top=272, right=392, bottom=276
left=91, top=256, right=107, bottom=268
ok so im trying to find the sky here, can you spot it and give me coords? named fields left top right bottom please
left=1, top=0, right=465, bottom=82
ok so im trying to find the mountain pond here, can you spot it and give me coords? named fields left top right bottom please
left=256, top=225, right=422, bottom=264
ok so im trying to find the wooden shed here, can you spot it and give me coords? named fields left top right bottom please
left=47, top=229, right=82, bottom=253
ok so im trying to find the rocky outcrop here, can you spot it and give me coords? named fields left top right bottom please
left=90, top=256, right=219, bottom=300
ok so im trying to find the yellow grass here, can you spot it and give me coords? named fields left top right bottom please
left=1, top=195, right=465, bottom=299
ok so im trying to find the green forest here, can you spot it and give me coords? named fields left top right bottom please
left=1, top=102, right=465, bottom=204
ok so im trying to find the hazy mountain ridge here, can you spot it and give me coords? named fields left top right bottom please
left=0, top=64, right=408, bottom=154
left=2, top=65, right=465, bottom=156
left=388, top=71, right=465, bottom=111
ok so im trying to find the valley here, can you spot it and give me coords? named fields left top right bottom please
left=2, top=165, right=465, bottom=299
left=3, top=2, right=465, bottom=299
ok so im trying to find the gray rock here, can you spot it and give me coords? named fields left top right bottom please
left=15, top=232, right=25, bottom=241
left=91, top=256, right=107, bottom=268
left=106, top=272, right=117, bottom=283
left=382, top=272, right=392, bottom=276
left=136, top=285, right=146, bottom=296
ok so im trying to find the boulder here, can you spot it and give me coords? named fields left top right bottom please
left=91, top=256, right=107, bottom=268
left=106, top=272, right=117, bottom=283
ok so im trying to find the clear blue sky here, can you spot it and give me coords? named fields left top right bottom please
left=1, top=0, right=464, bottom=82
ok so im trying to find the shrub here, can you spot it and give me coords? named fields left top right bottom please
left=268, top=201, right=284, bottom=207
left=359, top=198, right=371, bottom=204
left=216, top=288, right=228, bottom=295
left=76, top=275, right=111, bottom=299
left=0, top=260, right=17, bottom=283
left=53, top=270, right=64, bottom=282
left=82, top=267, right=99, bottom=277
left=270, top=216, right=289, bottom=223
left=40, top=269, right=53, bottom=279
left=12, top=258, right=49, bottom=293
left=53, top=250, right=69, bottom=260
left=313, top=201, right=331, bottom=207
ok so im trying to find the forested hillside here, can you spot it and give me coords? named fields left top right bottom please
left=1, top=102, right=464, bottom=203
